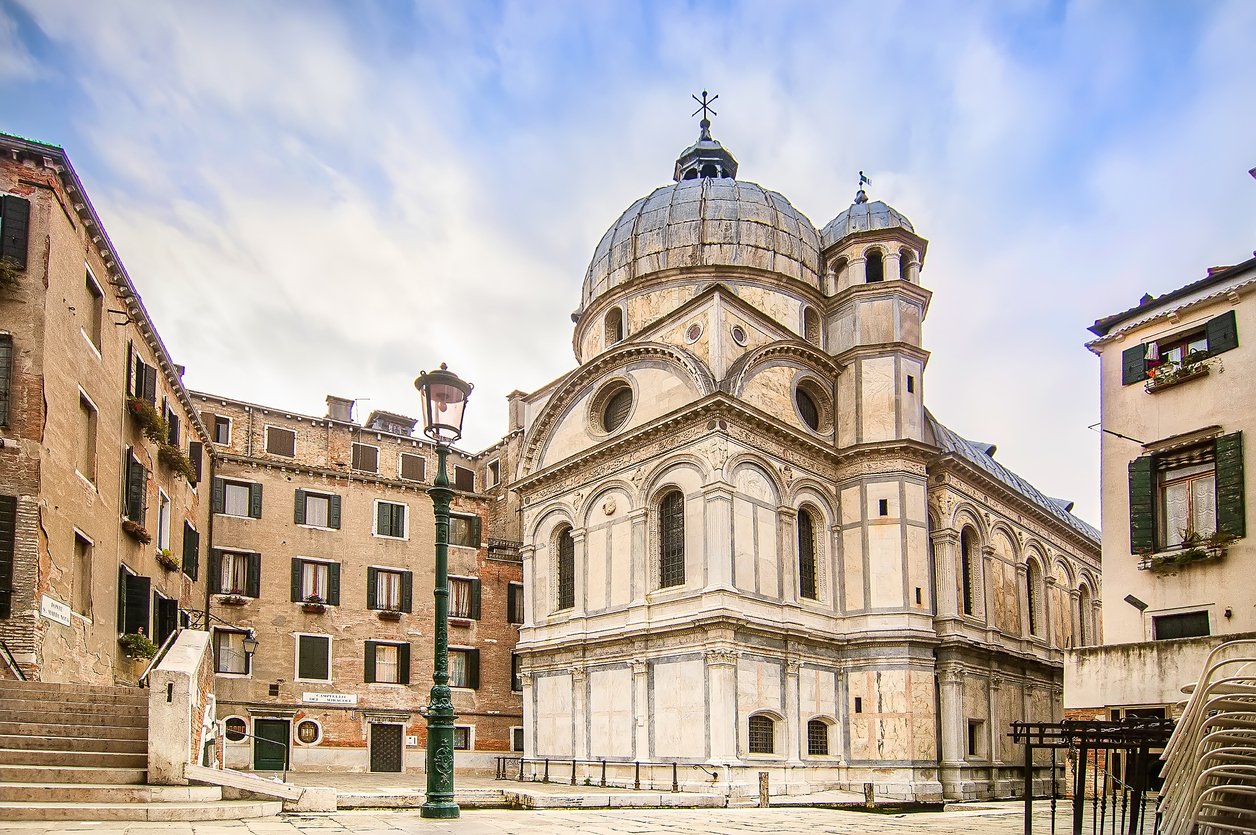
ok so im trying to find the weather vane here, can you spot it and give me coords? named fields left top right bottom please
left=691, top=90, right=719, bottom=123
left=859, top=170, right=872, bottom=190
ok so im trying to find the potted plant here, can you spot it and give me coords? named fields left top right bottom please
left=121, top=518, right=152, bottom=544
left=377, top=608, right=403, bottom=622
left=218, top=593, right=249, bottom=606
left=302, top=594, right=327, bottom=613
left=158, top=443, right=197, bottom=482
left=118, top=631, right=158, bottom=660
left=1147, top=529, right=1236, bottom=573
left=1146, top=351, right=1211, bottom=392
left=126, top=397, right=168, bottom=444
left=156, top=548, right=180, bottom=572
left=0, top=256, right=21, bottom=292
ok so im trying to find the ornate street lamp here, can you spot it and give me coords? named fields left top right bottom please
left=414, top=363, right=472, bottom=820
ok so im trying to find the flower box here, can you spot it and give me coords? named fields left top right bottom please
left=127, top=396, right=168, bottom=444
left=156, top=550, right=181, bottom=572
left=1145, top=360, right=1210, bottom=393
left=377, top=609, right=403, bottom=622
left=121, top=518, right=152, bottom=545
left=302, top=597, right=327, bottom=614
left=218, top=594, right=249, bottom=606
left=158, top=443, right=197, bottom=482
left=118, top=632, right=157, bottom=660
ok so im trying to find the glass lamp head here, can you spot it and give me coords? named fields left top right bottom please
left=415, top=363, right=473, bottom=443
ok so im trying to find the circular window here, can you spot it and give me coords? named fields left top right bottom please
left=603, top=388, right=633, bottom=432
left=731, top=325, right=748, bottom=346
left=793, top=380, right=833, bottom=434
left=796, top=388, right=820, bottom=430
left=685, top=323, right=703, bottom=343
left=224, top=717, right=247, bottom=742
left=296, top=720, right=321, bottom=745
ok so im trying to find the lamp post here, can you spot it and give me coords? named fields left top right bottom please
left=414, top=363, right=472, bottom=820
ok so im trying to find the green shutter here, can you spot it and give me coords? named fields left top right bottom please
left=366, top=567, right=378, bottom=610
left=398, top=643, right=410, bottom=685
left=376, top=502, right=387, bottom=535
left=467, top=648, right=479, bottom=690
left=1128, top=455, right=1156, bottom=553
left=401, top=571, right=413, bottom=613
left=290, top=559, right=302, bottom=602
left=1121, top=345, right=1148, bottom=386
left=182, top=523, right=199, bottom=580
left=125, top=342, right=133, bottom=397
left=1216, top=432, right=1245, bottom=538
left=294, top=489, right=306, bottom=525
left=1206, top=310, right=1238, bottom=356
left=328, top=495, right=341, bottom=530
left=211, top=477, right=225, bottom=514
left=123, top=574, right=151, bottom=636
left=208, top=550, right=222, bottom=593
left=469, top=578, right=481, bottom=620
left=469, top=515, right=482, bottom=547
left=245, top=553, right=261, bottom=599
left=364, top=640, right=377, bottom=683
left=327, top=562, right=340, bottom=606
left=142, top=364, right=157, bottom=405
left=188, top=442, right=203, bottom=484
left=249, top=482, right=263, bottom=518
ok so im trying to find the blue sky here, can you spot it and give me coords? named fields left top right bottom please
left=2, top=0, right=1254, bottom=525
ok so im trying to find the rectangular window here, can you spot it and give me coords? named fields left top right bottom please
left=84, top=267, right=104, bottom=352
left=511, top=652, right=522, bottom=692
left=164, top=400, right=180, bottom=447
left=399, top=452, right=425, bottom=482
left=967, top=720, right=984, bottom=757
left=290, top=557, right=339, bottom=605
left=181, top=521, right=199, bottom=580
left=302, top=561, right=329, bottom=601
left=448, top=648, right=479, bottom=689
left=214, top=478, right=262, bottom=519
left=0, top=332, right=12, bottom=427
left=265, top=426, right=296, bottom=457
left=1129, top=434, right=1245, bottom=554
left=364, top=641, right=410, bottom=684
left=212, top=550, right=259, bottom=597
left=296, top=634, right=331, bottom=681
left=156, top=490, right=171, bottom=551
left=212, top=415, right=231, bottom=445
left=214, top=629, right=250, bottom=675
left=73, top=531, right=92, bottom=616
left=507, top=582, right=524, bottom=625
left=807, top=721, right=829, bottom=756
left=1121, top=310, right=1239, bottom=385
left=352, top=443, right=379, bottom=473
left=453, top=726, right=471, bottom=751
left=511, top=727, right=524, bottom=752
left=487, top=460, right=500, bottom=487
left=369, top=567, right=410, bottom=612
left=906, top=375, right=915, bottom=393
left=0, top=494, right=14, bottom=619
left=118, top=568, right=150, bottom=636
left=0, top=195, right=30, bottom=269
left=131, top=356, right=158, bottom=404
left=1153, top=611, right=1210, bottom=640
left=295, top=489, right=339, bottom=529
left=78, top=391, right=98, bottom=483
left=878, top=498, right=888, bottom=517
left=454, top=466, right=475, bottom=492
left=153, top=593, right=178, bottom=647
left=449, top=513, right=480, bottom=548
left=1159, top=460, right=1216, bottom=548
left=449, top=576, right=480, bottom=620
left=375, top=501, right=407, bottom=539
left=124, top=451, right=147, bottom=523
left=853, top=696, right=862, bottom=714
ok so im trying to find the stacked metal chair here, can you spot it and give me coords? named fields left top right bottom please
left=1158, top=639, right=1256, bottom=835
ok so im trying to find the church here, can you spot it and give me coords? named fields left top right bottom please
left=503, top=113, right=1102, bottom=801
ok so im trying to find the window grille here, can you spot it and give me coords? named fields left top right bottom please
left=659, top=491, right=685, bottom=588
left=556, top=527, right=575, bottom=610
left=807, top=720, right=828, bottom=755
left=798, top=509, right=817, bottom=600
left=748, top=715, right=774, bottom=754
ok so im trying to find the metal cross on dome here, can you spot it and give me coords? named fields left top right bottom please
left=691, top=90, right=719, bottom=122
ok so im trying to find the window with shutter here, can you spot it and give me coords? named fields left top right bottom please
left=449, top=577, right=479, bottom=619
left=370, top=568, right=405, bottom=611
left=182, top=522, right=199, bottom=580
left=507, top=582, right=523, bottom=625
left=188, top=441, right=203, bottom=484
left=121, top=572, right=151, bottom=636
left=1, top=195, right=31, bottom=268
left=212, top=415, right=231, bottom=445
left=449, top=514, right=479, bottom=547
left=296, top=634, right=331, bottom=681
left=454, top=466, right=475, bottom=492
left=375, top=501, right=407, bottom=538
left=265, top=426, right=295, bottom=457
left=351, top=443, right=379, bottom=473
left=399, top=452, right=425, bottom=481
left=0, top=333, right=12, bottom=427
left=0, top=494, right=15, bottom=619
left=124, top=451, right=147, bottom=523
left=216, top=479, right=258, bottom=518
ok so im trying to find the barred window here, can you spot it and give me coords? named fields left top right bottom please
left=658, top=490, right=685, bottom=588
left=556, top=526, right=575, bottom=610
left=748, top=714, right=774, bottom=754
left=798, top=507, right=817, bottom=600
left=960, top=528, right=978, bottom=616
left=807, top=719, right=829, bottom=755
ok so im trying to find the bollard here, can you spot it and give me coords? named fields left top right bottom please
left=571, top=758, right=577, bottom=786
left=543, top=758, right=550, bottom=783
left=517, top=757, right=524, bottom=782
left=759, top=772, right=770, bottom=807
left=601, top=759, right=607, bottom=787
left=634, top=760, right=641, bottom=790
left=864, top=782, right=875, bottom=807
left=672, top=762, right=679, bottom=793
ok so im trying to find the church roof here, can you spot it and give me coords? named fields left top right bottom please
left=926, top=411, right=1100, bottom=542
left=820, top=190, right=915, bottom=249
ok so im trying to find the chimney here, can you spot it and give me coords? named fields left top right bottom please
left=325, top=395, right=355, bottom=423
left=507, top=390, right=528, bottom=433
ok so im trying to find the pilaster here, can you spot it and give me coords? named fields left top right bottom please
left=784, top=657, right=802, bottom=764
left=702, top=484, right=735, bottom=591
left=932, top=529, right=960, bottom=620
left=705, top=648, right=739, bottom=764
left=631, top=658, right=650, bottom=760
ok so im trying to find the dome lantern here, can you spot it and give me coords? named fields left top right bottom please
left=673, top=91, right=738, bottom=182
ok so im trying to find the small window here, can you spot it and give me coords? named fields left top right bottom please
left=854, top=697, right=863, bottom=714
left=685, top=323, right=703, bottom=343
left=365, top=641, right=409, bottom=684
left=297, top=490, right=337, bottom=529
left=658, top=491, right=685, bottom=588
left=449, top=576, right=480, bottom=620
left=511, top=652, right=522, bottom=692
left=807, top=720, right=829, bottom=756
left=375, top=501, right=407, bottom=539
left=1121, top=310, right=1238, bottom=385
left=866, top=250, right=884, bottom=283
left=296, top=720, right=320, bottom=745
left=487, top=460, right=500, bottom=487
left=604, top=308, right=624, bottom=346
left=78, top=392, right=98, bottom=483
left=797, top=507, right=818, bottom=600
left=802, top=306, right=821, bottom=345
left=296, top=634, right=331, bottom=681
left=0, top=332, right=13, bottom=427
left=73, top=532, right=93, bottom=616
left=915, top=586, right=923, bottom=605
left=214, top=629, right=250, bottom=675
left=1026, top=560, right=1045, bottom=637
left=215, top=478, right=261, bottom=519
left=960, top=528, right=978, bottom=616
left=967, top=719, right=984, bottom=757
left=453, top=726, right=471, bottom=751
left=1158, top=458, right=1216, bottom=549
left=748, top=715, right=775, bottom=754
left=878, top=498, right=888, bottom=517
left=370, top=568, right=408, bottom=612
left=906, top=375, right=915, bottom=393
left=1153, top=611, right=1210, bottom=640
left=511, top=727, right=524, bottom=752
left=730, top=325, right=748, bottom=346
left=454, top=466, right=475, bottom=492
left=507, top=582, right=524, bottom=624
left=156, top=490, right=171, bottom=551
left=295, top=558, right=338, bottom=604
left=84, top=267, right=104, bottom=351
left=399, top=452, right=426, bottom=482
left=352, top=443, right=379, bottom=473
left=212, top=415, right=231, bottom=445
left=794, top=382, right=828, bottom=432
left=449, top=514, right=480, bottom=548
left=213, top=550, right=257, bottom=597
left=124, top=451, right=147, bottom=523
left=556, top=526, right=575, bottom=610
left=603, top=388, right=633, bottom=432
left=449, top=648, right=479, bottom=689
left=266, top=426, right=296, bottom=457
left=224, top=717, right=248, bottom=742
left=164, top=402, right=180, bottom=448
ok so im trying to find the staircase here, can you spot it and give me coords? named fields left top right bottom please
left=0, top=680, right=282, bottom=821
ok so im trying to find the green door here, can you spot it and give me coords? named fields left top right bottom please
left=253, top=719, right=289, bottom=772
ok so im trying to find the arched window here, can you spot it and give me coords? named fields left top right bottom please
left=604, top=308, right=623, bottom=347
left=700, top=163, right=718, bottom=178
left=960, top=528, right=977, bottom=616
left=797, top=507, right=818, bottom=600
left=1026, top=560, right=1044, bottom=637
left=658, top=491, right=685, bottom=588
left=803, top=306, right=821, bottom=345
left=899, top=248, right=914, bottom=281
left=832, top=257, right=849, bottom=290
left=806, top=719, right=829, bottom=755
left=1077, top=585, right=1092, bottom=646
left=556, top=526, right=575, bottom=610
left=748, top=714, right=775, bottom=754
left=866, top=249, right=884, bottom=283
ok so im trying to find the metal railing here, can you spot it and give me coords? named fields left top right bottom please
left=496, top=756, right=720, bottom=792
left=0, top=638, right=25, bottom=681
left=224, top=725, right=290, bottom=783
left=137, top=626, right=182, bottom=688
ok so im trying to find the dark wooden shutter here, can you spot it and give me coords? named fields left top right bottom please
left=182, top=522, right=199, bottom=580
left=294, top=489, right=306, bottom=525
left=0, top=494, right=16, bottom=619
left=1206, top=310, right=1238, bottom=356
left=123, top=573, right=151, bottom=635
left=298, top=636, right=329, bottom=680
left=290, top=559, right=303, bottom=602
left=328, top=495, right=341, bottom=530
left=1128, top=455, right=1155, bottom=553
left=0, top=333, right=13, bottom=428
left=364, top=640, right=377, bottom=683
left=466, top=648, right=479, bottom=689
left=248, top=482, right=263, bottom=518
left=469, top=515, right=481, bottom=547
left=1, top=195, right=30, bottom=268
left=211, top=477, right=225, bottom=513
left=327, top=563, right=341, bottom=606
left=125, top=452, right=147, bottom=523
left=245, top=553, right=261, bottom=599
left=366, top=567, right=378, bottom=609
left=454, top=466, right=475, bottom=492
left=401, top=571, right=413, bottom=613
left=167, top=410, right=180, bottom=446
left=1216, top=432, right=1245, bottom=538
left=117, top=565, right=127, bottom=633
left=155, top=596, right=178, bottom=646
left=469, top=578, right=481, bottom=620
left=125, top=342, right=134, bottom=397
left=208, top=550, right=222, bottom=593
left=1121, top=345, right=1148, bottom=386
left=142, top=364, right=157, bottom=405
left=507, top=583, right=519, bottom=625
left=398, top=643, right=410, bottom=685
left=188, top=441, right=203, bottom=484
left=376, top=502, right=388, bottom=536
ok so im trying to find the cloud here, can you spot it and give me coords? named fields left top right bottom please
left=0, top=7, right=39, bottom=82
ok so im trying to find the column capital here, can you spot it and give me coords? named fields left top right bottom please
left=571, top=666, right=587, bottom=685
left=990, top=675, right=1003, bottom=691
left=705, top=648, right=740, bottom=668
left=940, top=667, right=964, bottom=686
left=784, top=657, right=802, bottom=676
left=631, top=658, right=650, bottom=676
left=930, top=528, right=960, bottom=546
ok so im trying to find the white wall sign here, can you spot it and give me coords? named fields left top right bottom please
left=39, top=595, right=71, bottom=626
left=302, top=692, right=357, bottom=706
left=406, top=735, right=418, bottom=747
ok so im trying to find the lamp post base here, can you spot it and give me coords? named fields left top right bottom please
left=419, top=801, right=460, bottom=819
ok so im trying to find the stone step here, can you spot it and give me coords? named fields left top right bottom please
left=0, top=683, right=149, bottom=705
left=0, top=720, right=147, bottom=740
left=0, top=783, right=222, bottom=803
left=0, top=733, right=146, bottom=754
left=0, top=763, right=147, bottom=784
left=0, top=695, right=149, bottom=715
left=0, top=799, right=283, bottom=821
left=0, top=707, right=147, bottom=727
left=0, top=747, right=148, bottom=768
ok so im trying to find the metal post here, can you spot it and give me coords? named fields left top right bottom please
left=1024, top=731, right=1034, bottom=835
left=420, top=443, right=459, bottom=819
left=634, top=761, right=640, bottom=790
left=543, top=759, right=550, bottom=783
left=571, top=758, right=577, bottom=786
left=672, top=762, right=678, bottom=793
left=1073, top=739, right=1087, bottom=835
left=601, top=760, right=606, bottom=787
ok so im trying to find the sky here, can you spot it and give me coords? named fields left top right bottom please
left=1, top=0, right=1254, bottom=526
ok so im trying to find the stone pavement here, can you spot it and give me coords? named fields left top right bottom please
left=0, top=802, right=1073, bottom=834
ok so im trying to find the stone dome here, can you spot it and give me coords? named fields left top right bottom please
left=582, top=177, right=823, bottom=309
left=820, top=190, right=915, bottom=250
